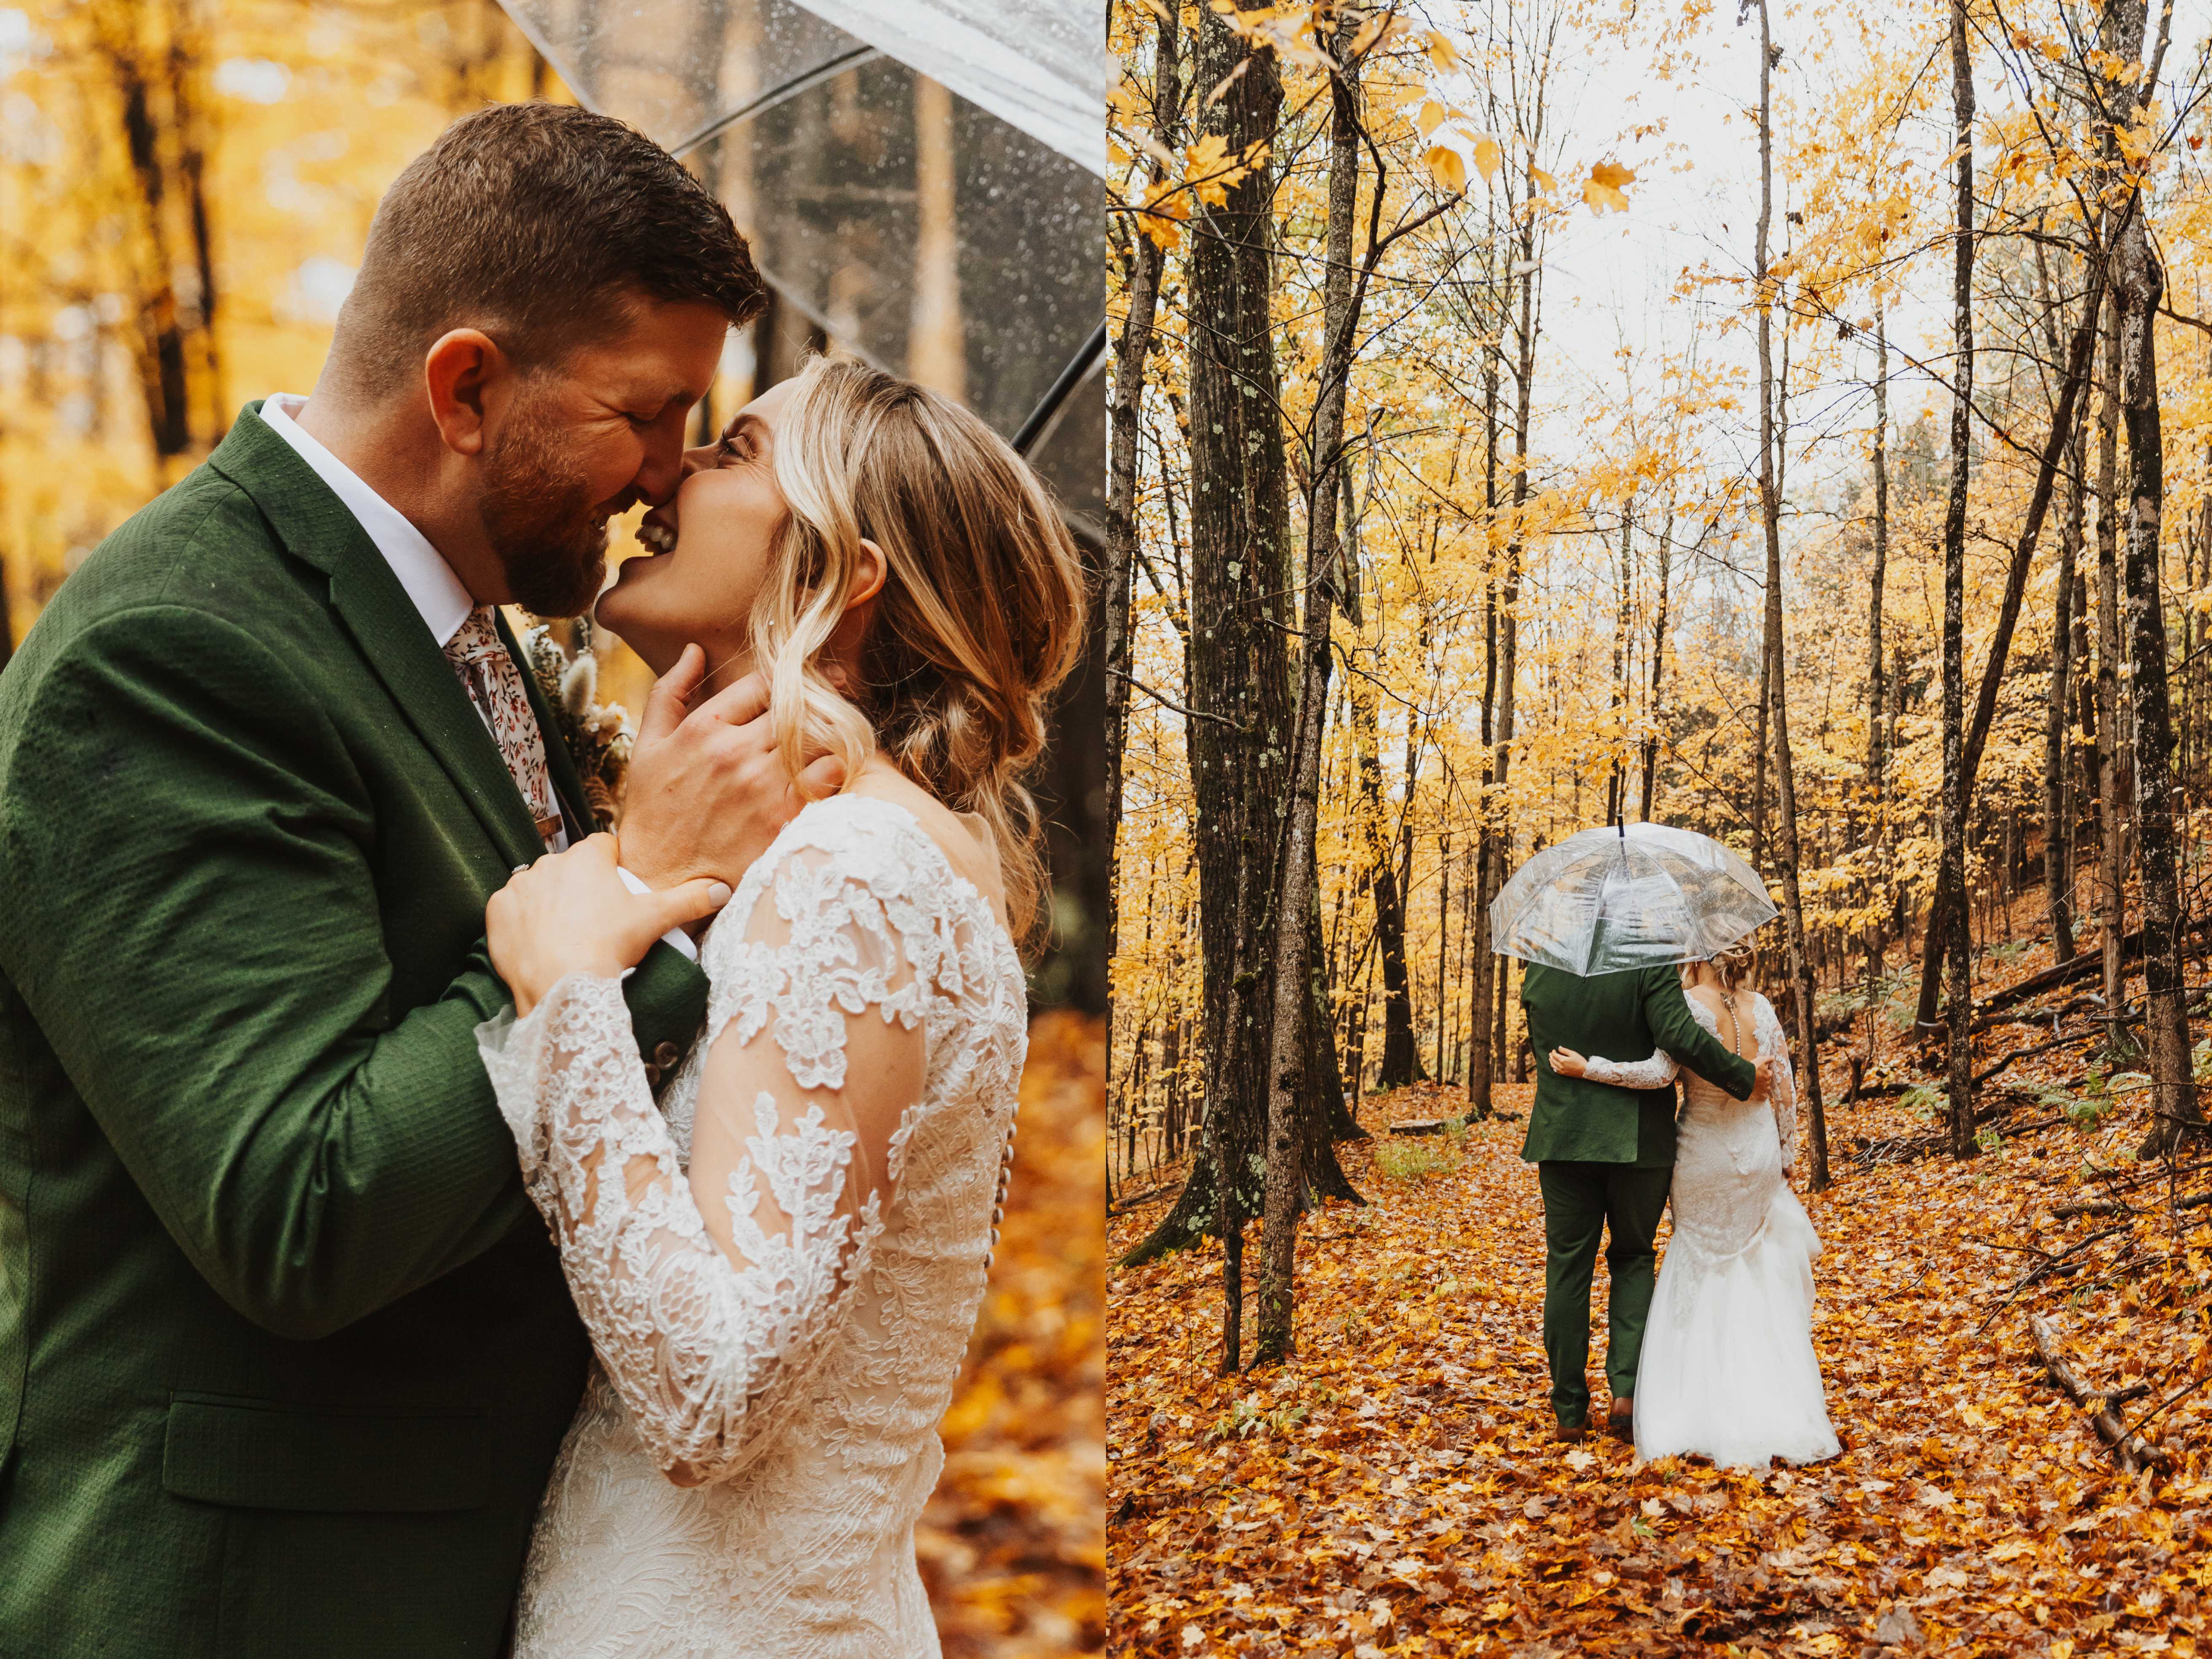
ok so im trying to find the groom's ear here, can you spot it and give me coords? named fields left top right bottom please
left=422, top=328, right=509, bottom=458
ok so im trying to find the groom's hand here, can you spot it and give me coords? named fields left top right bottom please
left=1752, top=1055, right=1775, bottom=1100
left=619, top=647, right=847, bottom=891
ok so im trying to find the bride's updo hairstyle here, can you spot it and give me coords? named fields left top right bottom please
left=1709, top=941, right=1757, bottom=993
left=750, top=356, right=1087, bottom=949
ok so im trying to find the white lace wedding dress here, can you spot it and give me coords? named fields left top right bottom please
left=1579, top=991, right=1840, bottom=1468
left=475, top=794, right=1027, bottom=1657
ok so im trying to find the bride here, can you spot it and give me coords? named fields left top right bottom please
left=471, top=356, right=1084, bottom=1656
left=1550, top=942, right=1840, bottom=1468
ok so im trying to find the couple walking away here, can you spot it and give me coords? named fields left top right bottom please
left=1505, top=828, right=1842, bottom=1469
left=0, top=103, right=1083, bottom=1657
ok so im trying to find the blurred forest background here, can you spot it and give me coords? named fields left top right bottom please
left=0, top=3, right=1101, bottom=1651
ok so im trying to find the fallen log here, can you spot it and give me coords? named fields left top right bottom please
left=2051, top=1191, right=2212, bottom=1220
left=2050, top=1198, right=2134, bottom=1220
left=1976, top=914, right=2212, bottom=1017
left=1974, top=1220, right=2134, bottom=1332
left=2030, top=1313, right=2172, bottom=1473
left=1390, top=1118, right=1457, bottom=1137
left=2089, top=1154, right=2212, bottom=1193
left=1971, top=1033, right=2092, bottom=1088
left=1968, top=997, right=2097, bottom=1036
left=1850, top=1108, right=2069, bottom=1165
left=1107, top=1181, right=1185, bottom=1216
left=1849, top=1033, right=2088, bottom=1104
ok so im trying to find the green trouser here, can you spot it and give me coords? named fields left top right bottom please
left=1538, top=1160, right=1673, bottom=1428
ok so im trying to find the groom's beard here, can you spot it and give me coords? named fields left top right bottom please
left=479, top=406, right=620, bottom=618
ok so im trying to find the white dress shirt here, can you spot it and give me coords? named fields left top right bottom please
left=257, top=395, right=696, bottom=962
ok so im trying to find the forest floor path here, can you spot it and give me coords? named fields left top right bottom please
left=1108, top=1069, right=2212, bottom=1657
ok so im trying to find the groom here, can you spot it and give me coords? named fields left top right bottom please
left=1518, top=960, right=1769, bottom=1443
left=0, top=105, right=820, bottom=1655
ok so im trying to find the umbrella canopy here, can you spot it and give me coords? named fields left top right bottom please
left=494, top=0, right=1102, bottom=524
left=1490, top=824, right=1779, bottom=978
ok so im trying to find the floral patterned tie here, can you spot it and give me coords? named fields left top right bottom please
left=445, top=607, right=563, bottom=850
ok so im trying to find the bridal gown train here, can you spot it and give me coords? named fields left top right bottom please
left=1580, top=993, right=1840, bottom=1468
left=477, top=794, right=1028, bottom=1657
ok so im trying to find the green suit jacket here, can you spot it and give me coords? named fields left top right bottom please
left=1518, top=961, right=1759, bottom=1167
left=0, top=405, right=710, bottom=1657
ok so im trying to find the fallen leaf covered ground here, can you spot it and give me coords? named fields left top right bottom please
left=925, top=1009, right=1109, bottom=1656
left=1107, top=999, right=2212, bottom=1656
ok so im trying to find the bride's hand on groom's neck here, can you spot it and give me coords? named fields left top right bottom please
left=617, top=645, right=846, bottom=893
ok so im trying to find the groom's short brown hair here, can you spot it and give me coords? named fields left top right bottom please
left=331, top=102, right=766, bottom=396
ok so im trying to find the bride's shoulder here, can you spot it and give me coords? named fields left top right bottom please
left=700, top=795, right=932, bottom=966
left=763, top=788, right=920, bottom=855
left=742, top=788, right=995, bottom=915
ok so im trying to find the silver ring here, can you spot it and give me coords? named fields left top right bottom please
left=510, top=864, right=530, bottom=876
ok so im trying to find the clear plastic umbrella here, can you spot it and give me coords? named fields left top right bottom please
left=1490, top=824, right=1778, bottom=977
left=493, top=0, right=1103, bottom=511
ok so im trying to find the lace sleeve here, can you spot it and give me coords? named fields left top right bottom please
left=1580, top=1049, right=1680, bottom=1089
left=476, top=834, right=931, bottom=1489
left=1754, top=995, right=1800, bottom=1168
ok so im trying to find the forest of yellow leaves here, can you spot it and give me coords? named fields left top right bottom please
left=1105, top=0, right=2212, bottom=1648
left=2, top=4, right=1103, bottom=1652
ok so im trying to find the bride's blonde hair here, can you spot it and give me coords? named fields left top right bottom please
left=1708, top=941, right=1757, bottom=993
left=750, top=356, right=1087, bottom=949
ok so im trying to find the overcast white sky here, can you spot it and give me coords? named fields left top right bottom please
left=1433, top=0, right=2212, bottom=535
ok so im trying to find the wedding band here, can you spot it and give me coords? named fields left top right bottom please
left=511, top=864, right=530, bottom=876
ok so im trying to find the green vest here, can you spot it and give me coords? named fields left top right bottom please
left=1518, top=961, right=1759, bottom=1167
left=0, top=405, right=708, bottom=1656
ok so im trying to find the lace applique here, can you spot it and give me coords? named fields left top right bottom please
left=1753, top=995, right=1801, bottom=1169
left=481, top=795, right=1029, bottom=1659
left=1579, top=1049, right=1679, bottom=1090
left=1662, top=992, right=1805, bottom=1326
left=479, top=971, right=878, bottom=1487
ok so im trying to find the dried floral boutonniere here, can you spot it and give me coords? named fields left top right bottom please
left=522, top=619, right=633, bottom=831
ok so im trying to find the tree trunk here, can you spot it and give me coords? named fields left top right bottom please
left=1103, top=3, right=1181, bottom=1102
left=1360, top=694, right=1422, bottom=1087
left=1117, top=16, right=1292, bottom=1377
left=1468, top=252, right=1506, bottom=1116
left=1256, top=23, right=1375, bottom=1363
left=1608, top=506, right=1633, bottom=822
left=1433, top=836, right=1452, bottom=1076
left=1305, top=886, right=1368, bottom=1162
left=1104, top=4, right=1180, bottom=949
left=2036, top=233, right=2081, bottom=964
left=1640, top=506, right=1675, bottom=819
left=1751, top=610, right=1771, bottom=870
left=1753, top=0, right=1828, bottom=1190
left=2104, top=0, right=2201, bottom=1157
left=1939, top=0, right=1978, bottom=1159
left=166, top=0, right=221, bottom=443
left=1487, top=147, right=1540, bottom=1081
left=2097, top=284, right=2130, bottom=1041
left=1867, top=295, right=1889, bottom=790
left=97, top=6, right=190, bottom=461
